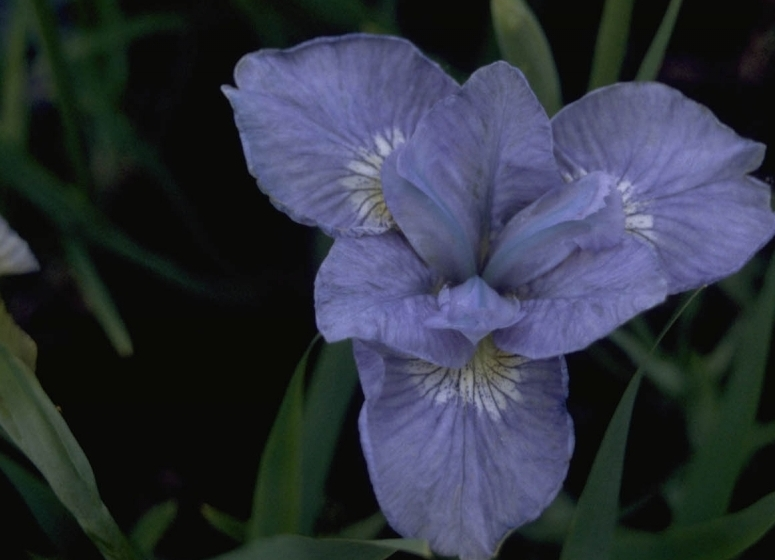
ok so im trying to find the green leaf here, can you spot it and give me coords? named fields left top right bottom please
left=559, top=371, right=643, bottom=560
left=293, top=0, right=369, bottom=30
left=561, top=290, right=703, bottom=559
left=0, top=0, right=31, bottom=144
left=490, top=0, right=562, bottom=115
left=0, top=449, right=84, bottom=553
left=247, top=336, right=319, bottom=539
left=676, top=257, right=775, bottom=525
left=63, top=238, right=134, bottom=356
left=227, top=0, right=290, bottom=45
left=29, top=0, right=91, bottom=190
left=130, top=500, right=177, bottom=554
left=0, top=305, right=139, bottom=560
left=299, top=339, right=359, bottom=534
left=0, top=139, right=236, bottom=301
left=635, top=0, right=684, bottom=81
left=613, top=490, right=775, bottom=560
left=337, top=511, right=387, bottom=540
left=588, top=0, right=635, bottom=90
left=207, top=534, right=430, bottom=560
left=608, top=329, right=685, bottom=399
left=0, top=300, right=37, bottom=373
left=201, top=503, right=247, bottom=542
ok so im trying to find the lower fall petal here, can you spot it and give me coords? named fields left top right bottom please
left=355, top=339, right=573, bottom=560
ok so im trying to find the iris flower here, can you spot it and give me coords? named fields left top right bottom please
left=224, top=34, right=774, bottom=560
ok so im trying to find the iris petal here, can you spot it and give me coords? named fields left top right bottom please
left=424, top=276, right=525, bottom=345
left=494, top=236, right=667, bottom=359
left=483, top=171, right=624, bottom=289
left=315, top=232, right=475, bottom=368
left=0, top=215, right=39, bottom=276
left=356, top=339, right=573, bottom=560
left=383, top=62, right=561, bottom=280
left=552, top=81, right=775, bottom=292
left=223, top=34, right=458, bottom=236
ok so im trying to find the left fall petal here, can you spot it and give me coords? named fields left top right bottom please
left=315, top=232, right=475, bottom=368
left=223, top=34, right=458, bottom=236
left=355, top=339, right=573, bottom=560
left=552, top=81, right=775, bottom=293
left=494, top=236, right=667, bottom=359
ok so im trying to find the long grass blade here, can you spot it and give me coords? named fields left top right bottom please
left=636, top=0, right=685, bottom=81
left=588, top=0, right=635, bottom=90
left=676, top=258, right=775, bottom=525
left=491, top=0, right=562, bottom=115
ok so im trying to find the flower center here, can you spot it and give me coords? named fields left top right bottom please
left=617, top=179, right=656, bottom=242
left=404, top=336, right=528, bottom=418
left=340, top=128, right=406, bottom=229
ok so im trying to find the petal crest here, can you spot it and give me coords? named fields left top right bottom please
left=424, top=276, right=525, bottom=345
left=223, top=34, right=459, bottom=236
left=552, top=82, right=775, bottom=292
left=356, top=339, right=573, bottom=560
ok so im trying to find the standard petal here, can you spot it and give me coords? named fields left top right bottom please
left=0, top=216, right=39, bottom=276
left=383, top=61, right=561, bottom=280
left=483, top=171, right=624, bottom=289
left=356, top=338, right=573, bottom=560
left=494, top=236, right=667, bottom=359
left=315, top=232, right=475, bottom=368
left=223, top=34, right=458, bottom=236
left=552, top=81, right=775, bottom=292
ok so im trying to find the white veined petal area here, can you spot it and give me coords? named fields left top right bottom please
left=355, top=338, right=574, bottom=560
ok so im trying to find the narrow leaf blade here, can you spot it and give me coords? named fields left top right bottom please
left=560, top=371, right=642, bottom=560
left=491, top=0, right=562, bottom=115
left=247, top=337, right=318, bottom=539
left=677, top=258, right=775, bottom=525
left=300, top=339, right=359, bottom=534
left=0, top=305, right=138, bottom=560
left=588, top=0, right=635, bottom=89
left=130, top=500, right=178, bottom=554
left=64, top=238, right=134, bottom=356
left=201, top=503, right=247, bottom=543
left=614, top=490, right=775, bottom=560
left=636, top=0, right=684, bottom=81
left=207, top=534, right=430, bottom=560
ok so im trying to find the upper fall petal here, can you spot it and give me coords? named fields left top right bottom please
left=382, top=61, right=561, bottom=280
left=315, top=231, right=475, bottom=368
left=552, top=81, right=775, bottom=293
left=223, top=34, right=458, bottom=237
left=0, top=215, right=39, bottom=276
left=355, top=338, right=573, bottom=560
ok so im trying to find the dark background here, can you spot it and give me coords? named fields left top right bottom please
left=1, top=0, right=774, bottom=558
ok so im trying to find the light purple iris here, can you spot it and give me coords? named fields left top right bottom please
left=224, top=34, right=775, bottom=560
